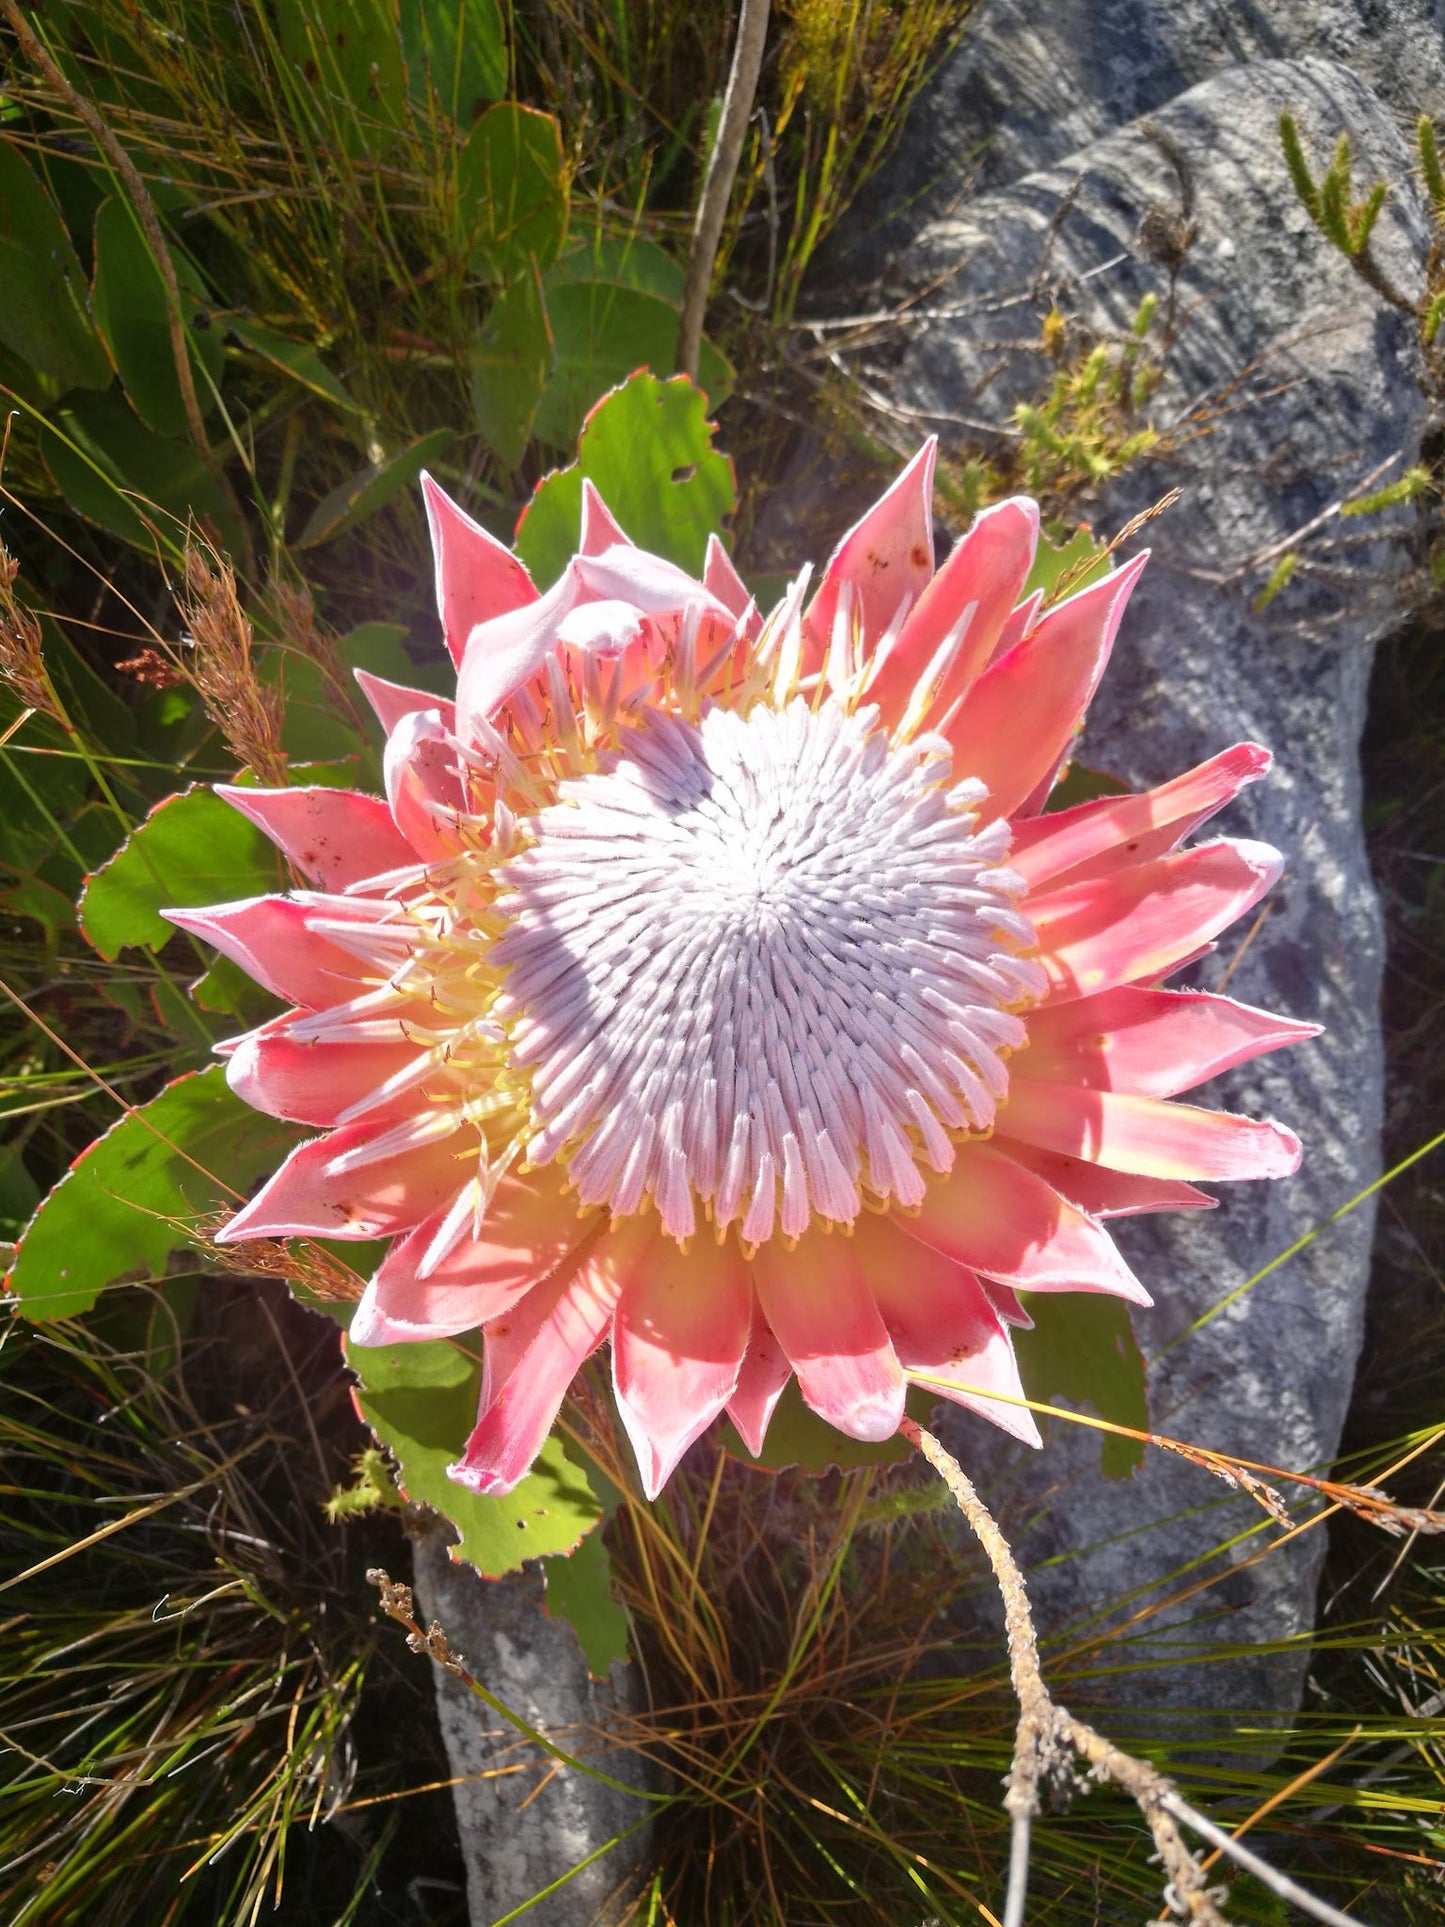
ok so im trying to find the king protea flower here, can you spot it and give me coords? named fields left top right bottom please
left=173, top=443, right=1314, bottom=1499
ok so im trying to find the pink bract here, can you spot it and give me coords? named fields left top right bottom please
left=174, top=443, right=1316, bottom=1500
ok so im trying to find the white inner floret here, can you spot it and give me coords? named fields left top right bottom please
left=491, top=696, right=1043, bottom=1245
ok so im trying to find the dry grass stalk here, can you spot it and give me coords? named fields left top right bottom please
left=198, top=1213, right=365, bottom=1303
left=0, top=541, right=57, bottom=720
left=179, top=537, right=288, bottom=787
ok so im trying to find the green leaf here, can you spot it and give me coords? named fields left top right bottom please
left=5, top=1067, right=303, bottom=1321
left=346, top=1333, right=605, bottom=1577
left=41, top=389, right=238, bottom=554
left=471, top=264, right=552, bottom=469
left=457, top=103, right=568, bottom=282
left=293, top=427, right=455, bottom=549
left=1013, top=1294, right=1148, bottom=1479
left=79, top=785, right=283, bottom=960
left=1045, top=763, right=1129, bottom=812
left=90, top=197, right=223, bottom=439
left=530, top=281, right=733, bottom=452
left=0, top=139, right=111, bottom=391
left=515, top=371, right=737, bottom=587
left=189, top=950, right=277, bottom=1025
left=541, top=1526, right=630, bottom=1677
left=1024, top=523, right=1109, bottom=602
left=276, top=0, right=407, bottom=140
left=402, top=0, right=506, bottom=124
left=228, top=316, right=359, bottom=412
left=544, top=231, right=682, bottom=299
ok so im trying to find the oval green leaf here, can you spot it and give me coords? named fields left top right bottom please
left=79, top=785, right=284, bottom=961
left=5, top=1066, right=303, bottom=1322
left=457, top=103, right=568, bottom=283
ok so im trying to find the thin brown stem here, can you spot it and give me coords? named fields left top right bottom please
left=901, top=1418, right=1373, bottom=1927
left=676, top=0, right=770, bottom=382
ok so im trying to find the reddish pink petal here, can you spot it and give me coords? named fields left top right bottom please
left=225, top=1017, right=426, bottom=1125
left=163, top=894, right=380, bottom=1008
left=422, top=471, right=537, bottom=668
left=999, top=1080, right=1303, bottom=1180
left=452, top=1227, right=639, bottom=1496
left=945, top=552, right=1147, bottom=818
left=355, top=667, right=456, bottom=738
left=351, top=1170, right=597, bottom=1345
left=753, top=1225, right=905, bottom=1442
left=851, top=1216, right=1040, bottom=1445
left=988, top=587, right=1043, bottom=667
left=383, top=709, right=470, bottom=862
left=1019, top=985, right=1319, bottom=1097
left=578, top=478, right=631, bottom=553
left=1032, top=837, right=1283, bottom=1000
left=726, top=1295, right=792, bottom=1457
left=912, top=1143, right=1149, bottom=1302
left=868, top=495, right=1039, bottom=732
left=217, top=1118, right=470, bottom=1241
left=455, top=566, right=581, bottom=734
left=613, top=1234, right=752, bottom=1497
left=1011, top=744, right=1273, bottom=889
left=804, top=440, right=937, bottom=657
left=992, top=1138, right=1215, bottom=1217
left=216, top=784, right=417, bottom=890
left=703, top=533, right=760, bottom=636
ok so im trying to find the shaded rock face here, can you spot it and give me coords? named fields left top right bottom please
left=845, top=0, right=1445, bottom=264
left=409, top=1519, right=656, bottom=1927
left=869, top=56, right=1423, bottom=1734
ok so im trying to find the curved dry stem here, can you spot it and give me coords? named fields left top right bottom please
left=900, top=1417, right=1373, bottom=1927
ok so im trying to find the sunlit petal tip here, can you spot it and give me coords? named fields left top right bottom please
left=577, top=477, right=632, bottom=553
left=422, top=469, right=538, bottom=666
left=354, top=665, right=456, bottom=737
left=805, top=439, right=939, bottom=648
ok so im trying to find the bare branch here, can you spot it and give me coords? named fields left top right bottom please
left=677, top=0, right=771, bottom=381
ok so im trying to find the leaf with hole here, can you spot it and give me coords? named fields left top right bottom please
left=515, top=371, right=737, bottom=585
left=5, top=1067, right=304, bottom=1322
left=346, top=1333, right=605, bottom=1577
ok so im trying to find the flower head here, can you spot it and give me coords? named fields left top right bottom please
left=175, top=446, right=1315, bottom=1499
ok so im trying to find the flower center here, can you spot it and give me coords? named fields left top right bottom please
left=491, top=697, right=1041, bottom=1245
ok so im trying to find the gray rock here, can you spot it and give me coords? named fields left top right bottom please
left=409, top=1515, right=657, bottom=1926
left=869, top=57, right=1422, bottom=1738
left=843, top=0, right=1445, bottom=266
